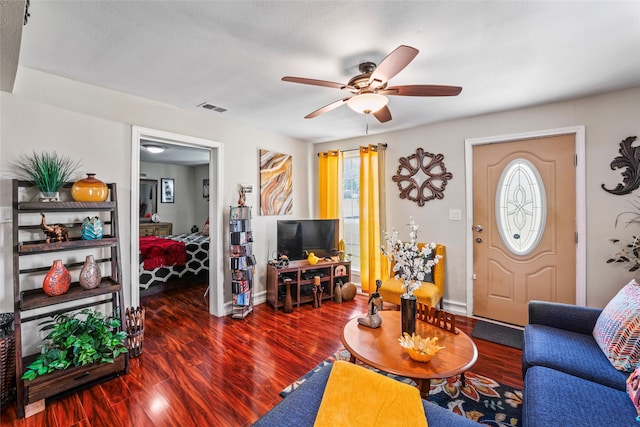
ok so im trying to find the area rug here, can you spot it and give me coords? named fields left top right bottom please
left=281, top=349, right=522, bottom=426
left=471, top=320, right=523, bottom=350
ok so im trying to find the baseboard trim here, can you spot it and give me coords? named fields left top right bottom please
left=442, top=299, right=467, bottom=316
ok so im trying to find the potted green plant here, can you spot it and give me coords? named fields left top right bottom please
left=12, top=150, right=80, bottom=201
left=21, top=309, right=127, bottom=381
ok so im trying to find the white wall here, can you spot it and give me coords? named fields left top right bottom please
left=140, top=161, right=205, bottom=234
left=315, top=86, right=640, bottom=310
left=0, top=67, right=312, bottom=317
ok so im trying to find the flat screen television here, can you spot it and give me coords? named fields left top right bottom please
left=277, top=219, right=339, bottom=260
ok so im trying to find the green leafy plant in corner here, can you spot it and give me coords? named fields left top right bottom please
left=12, top=150, right=80, bottom=194
left=607, top=197, right=640, bottom=272
left=21, top=309, right=127, bottom=381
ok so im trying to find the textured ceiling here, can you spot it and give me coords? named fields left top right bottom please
left=16, top=1, right=640, bottom=144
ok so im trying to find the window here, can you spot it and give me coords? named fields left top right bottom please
left=496, top=158, right=546, bottom=255
left=342, top=153, right=360, bottom=271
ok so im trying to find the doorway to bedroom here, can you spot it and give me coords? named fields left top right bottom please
left=131, top=126, right=224, bottom=317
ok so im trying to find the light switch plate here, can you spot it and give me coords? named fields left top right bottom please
left=1, top=207, right=11, bottom=223
left=449, top=208, right=462, bottom=221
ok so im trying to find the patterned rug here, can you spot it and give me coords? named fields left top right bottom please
left=281, top=349, right=522, bottom=426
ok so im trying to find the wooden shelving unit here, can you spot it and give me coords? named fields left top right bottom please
left=266, top=259, right=351, bottom=311
left=12, top=180, right=129, bottom=418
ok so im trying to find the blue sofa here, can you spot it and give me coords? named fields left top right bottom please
left=252, top=363, right=477, bottom=426
left=522, top=300, right=637, bottom=426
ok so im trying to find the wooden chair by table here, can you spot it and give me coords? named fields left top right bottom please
left=378, top=243, right=446, bottom=310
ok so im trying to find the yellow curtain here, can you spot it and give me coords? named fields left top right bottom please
left=359, top=144, right=387, bottom=293
left=318, top=150, right=342, bottom=219
left=377, top=145, right=388, bottom=282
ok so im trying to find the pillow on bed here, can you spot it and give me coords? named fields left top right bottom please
left=202, top=217, right=210, bottom=236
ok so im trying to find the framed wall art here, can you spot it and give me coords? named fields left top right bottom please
left=161, top=178, right=175, bottom=203
left=203, top=178, right=209, bottom=199
left=260, top=150, right=292, bottom=215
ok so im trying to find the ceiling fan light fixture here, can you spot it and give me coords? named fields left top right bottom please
left=143, top=143, right=165, bottom=154
left=347, top=93, right=388, bottom=115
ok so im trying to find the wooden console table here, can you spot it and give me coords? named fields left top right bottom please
left=266, top=259, right=351, bottom=311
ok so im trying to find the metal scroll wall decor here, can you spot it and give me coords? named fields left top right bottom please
left=602, top=136, right=640, bottom=195
left=392, top=148, right=452, bottom=206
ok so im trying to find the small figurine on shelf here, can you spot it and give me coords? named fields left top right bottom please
left=269, top=254, right=290, bottom=269
left=358, top=280, right=383, bottom=329
left=238, top=187, right=246, bottom=207
left=40, top=213, right=69, bottom=243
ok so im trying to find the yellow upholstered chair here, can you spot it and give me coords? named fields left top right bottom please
left=378, top=244, right=446, bottom=310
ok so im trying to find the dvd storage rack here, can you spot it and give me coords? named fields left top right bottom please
left=229, top=206, right=255, bottom=319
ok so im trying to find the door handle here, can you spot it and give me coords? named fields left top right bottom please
left=473, top=225, right=483, bottom=232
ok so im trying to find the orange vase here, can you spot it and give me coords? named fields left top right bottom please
left=43, top=260, right=71, bottom=296
left=71, top=173, right=108, bottom=202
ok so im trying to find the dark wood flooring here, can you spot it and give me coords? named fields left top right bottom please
left=1, top=282, right=523, bottom=426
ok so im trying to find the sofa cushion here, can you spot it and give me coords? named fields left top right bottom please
left=528, top=300, right=602, bottom=335
left=593, top=279, right=640, bottom=372
left=523, top=324, right=628, bottom=391
left=523, top=366, right=638, bottom=427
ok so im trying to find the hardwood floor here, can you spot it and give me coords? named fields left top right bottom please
left=1, top=282, right=523, bottom=426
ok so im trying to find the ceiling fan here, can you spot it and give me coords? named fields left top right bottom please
left=282, top=45, right=462, bottom=123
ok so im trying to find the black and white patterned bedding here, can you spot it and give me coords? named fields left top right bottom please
left=139, top=232, right=209, bottom=289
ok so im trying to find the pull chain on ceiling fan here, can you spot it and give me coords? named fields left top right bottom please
left=282, top=45, right=462, bottom=123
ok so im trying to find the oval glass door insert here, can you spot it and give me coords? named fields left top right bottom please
left=495, top=158, right=546, bottom=255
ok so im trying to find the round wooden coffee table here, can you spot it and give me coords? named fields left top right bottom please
left=341, top=310, right=478, bottom=398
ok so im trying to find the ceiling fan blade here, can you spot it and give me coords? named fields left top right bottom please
left=282, top=76, right=352, bottom=90
left=381, top=85, right=463, bottom=97
left=368, top=45, right=419, bottom=89
left=373, top=105, right=392, bottom=123
left=305, top=97, right=351, bottom=119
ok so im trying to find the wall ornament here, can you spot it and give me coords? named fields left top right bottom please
left=602, top=136, right=640, bottom=195
left=392, top=148, right=452, bottom=206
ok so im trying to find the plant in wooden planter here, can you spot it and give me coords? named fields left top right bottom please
left=12, top=150, right=80, bottom=200
left=21, top=309, right=127, bottom=381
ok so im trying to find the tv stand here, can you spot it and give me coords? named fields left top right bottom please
left=266, top=259, right=351, bottom=311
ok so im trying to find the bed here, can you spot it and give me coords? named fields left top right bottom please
left=139, top=232, right=209, bottom=289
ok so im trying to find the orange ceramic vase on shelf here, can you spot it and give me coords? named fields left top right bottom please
left=71, top=173, right=108, bottom=202
left=43, top=260, right=71, bottom=296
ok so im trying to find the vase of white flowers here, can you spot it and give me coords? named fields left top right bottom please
left=400, top=294, right=418, bottom=335
left=381, top=217, right=441, bottom=335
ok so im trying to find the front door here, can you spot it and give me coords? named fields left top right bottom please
left=472, top=134, right=576, bottom=326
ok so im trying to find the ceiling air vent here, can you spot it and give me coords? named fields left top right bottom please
left=198, top=102, right=227, bottom=113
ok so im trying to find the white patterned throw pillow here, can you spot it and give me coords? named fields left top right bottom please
left=593, top=279, right=640, bottom=372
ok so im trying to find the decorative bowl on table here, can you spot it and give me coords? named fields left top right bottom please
left=398, top=332, right=444, bottom=363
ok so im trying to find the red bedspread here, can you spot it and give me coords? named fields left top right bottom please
left=139, top=236, right=186, bottom=270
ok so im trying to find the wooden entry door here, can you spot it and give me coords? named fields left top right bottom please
left=472, top=134, right=576, bottom=326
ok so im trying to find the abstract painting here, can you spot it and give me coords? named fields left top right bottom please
left=260, top=150, right=292, bottom=215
